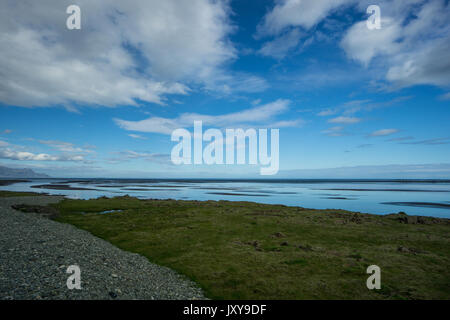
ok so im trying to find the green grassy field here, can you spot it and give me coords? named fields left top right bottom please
left=48, top=196, right=450, bottom=299
left=0, top=190, right=44, bottom=197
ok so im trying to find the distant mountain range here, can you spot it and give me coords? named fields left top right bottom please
left=0, top=165, right=50, bottom=178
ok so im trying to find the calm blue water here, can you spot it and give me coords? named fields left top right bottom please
left=1, top=178, right=449, bottom=218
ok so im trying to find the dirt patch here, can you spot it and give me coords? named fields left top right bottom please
left=11, top=204, right=60, bottom=219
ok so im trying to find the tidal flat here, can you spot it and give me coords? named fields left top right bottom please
left=42, top=195, right=450, bottom=300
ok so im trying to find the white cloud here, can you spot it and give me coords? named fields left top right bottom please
left=256, top=0, right=355, bottom=61
left=317, top=109, right=338, bottom=116
left=0, top=148, right=84, bottom=161
left=328, top=116, right=361, bottom=124
left=115, top=117, right=180, bottom=135
left=322, top=126, right=347, bottom=137
left=0, top=140, right=9, bottom=147
left=386, top=39, right=450, bottom=88
left=128, top=134, right=147, bottom=140
left=251, top=99, right=262, bottom=106
left=259, top=28, right=303, bottom=59
left=258, top=0, right=354, bottom=36
left=0, top=0, right=241, bottom=108
left=204, top=73, right=269, bottom=95
left=369, top=128, right=398, bottom=137
left=341, top=0, right=450, bottom=88
left=439, top=92, right=450, bottom=100
left=269, top=119, right=305, bottom=128
left=341, top=18, right=402, bottom=66
left=317, top=97, right=411, bottom=123
left=0, top=139, right=91, bottom=162
left=115, top=99, right=300, bottom=134
left=38, top=140, right=94, bottom=153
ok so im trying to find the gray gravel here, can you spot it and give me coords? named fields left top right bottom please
left=0, top=196, right=205, bottom=300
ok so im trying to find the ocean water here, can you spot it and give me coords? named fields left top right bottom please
left=1, top=178, right=450, bottom=218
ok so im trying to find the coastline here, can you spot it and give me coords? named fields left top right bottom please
left=0, top=193, right=205, bottom=300
left=1, top=178, right=450, bottom=218
left=2, top=191, right=449, bottom=300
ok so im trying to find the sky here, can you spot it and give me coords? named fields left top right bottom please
left=0, top=0, right=449, bottom=178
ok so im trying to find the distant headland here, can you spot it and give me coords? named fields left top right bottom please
left=0, top=165, right=50, bottom=179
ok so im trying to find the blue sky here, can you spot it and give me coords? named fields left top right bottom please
left=0, top=0, right=449, bottom=178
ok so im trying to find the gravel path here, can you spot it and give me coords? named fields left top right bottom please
left=0, top=196, right=205, bottom=300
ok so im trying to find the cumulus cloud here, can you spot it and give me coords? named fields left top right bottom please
left=0, top=139, right=91, bottom=162
left=38, top=140, right=94, bottom=153
left=0, top=0, right=246, bottom=108
left=341, top=17, right=402, bottom=66
left=341, top=0, right=450, bottom=88
left=0, top=148, right=84, bottom=161
left=369, top=128, right=399, bottom=137
left=115, top=99, right=301, bottom=134
left=385, top=39, right=450, bottom=88
left=256, top=0, right=355, bottom=62
left=258, top=0, right=450, bottom=90
left=257, top=0, right=354, bottom=36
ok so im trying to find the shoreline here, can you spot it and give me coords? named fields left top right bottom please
left=0, top=178, right=450, bottom=218
left=2, top=177, right=450, bottom=183
left=0, top=194, right=205, bottom=300
left=3, top=192, right=447, bottom=300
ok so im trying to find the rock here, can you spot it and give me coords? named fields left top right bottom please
left=390, top=212, right=449, bottom=225
left=349, top=213, right=362, bottom=224
left=280, top=241, right=289, bottom=246
left=11, top=204, right=59, bottom=219
left=298, top=244, right=313, bottom=251
left=272, top=232, right=286, bottom=238
left=248, top=240, right=259, bottom=248
left=407, top=216, right=418, bottom=224
left=397, top=246, right=422, bottom=254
